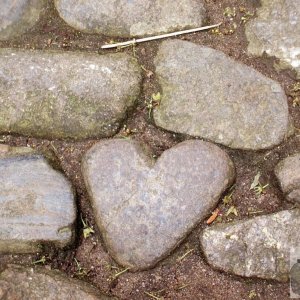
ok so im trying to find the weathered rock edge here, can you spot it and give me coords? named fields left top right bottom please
left=54, top=0, right=206, bottom=38
left=0, top=145, right=76, bottom=253
left=0, top=0, right=46, bottom=41
left=275, top=153, right=300, bottom=203
left=200, top=209, right=300, bottom=282
left=245, top=0, right=300, bottom=79
left=0, top=264, right=114, bottom=299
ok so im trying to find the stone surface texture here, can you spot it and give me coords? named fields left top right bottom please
left=82, top=139, right=235, bottom=270
left=0, top=265, right=113, bottom=299
left=54, top=0, right=206, bottom=37
left=0, top=49, right=141, bottom=140
left=0, top=0, right=46, bottom=40
left=0, top=145, right=76, bottom=253
left=246, top=0, right=300, bottom=79
left=153, top=40, right=289, bottom=150
left=275, top=153, right=300, bottom=203
left=200, top=209, right=300, bottom=282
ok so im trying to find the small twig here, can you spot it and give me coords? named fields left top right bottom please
left=50, top=142, right=58, bottom=154
left=102, top=23, right=222, bottom=49
left=113, top=267, right=130, bottom=279
left=144, top=291, right=163, bottom=300
left=32, top=256, right=46, bottom=265
left=248, top=210, right=264, bottom=215
left=177, top=248, right=194, bottom=262
left=74, top=258, right=88, bottom=276
left=176, top=283, right=191, bottom=290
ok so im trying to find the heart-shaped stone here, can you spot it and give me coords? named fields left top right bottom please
left=82, top=139, right=235, bottom=270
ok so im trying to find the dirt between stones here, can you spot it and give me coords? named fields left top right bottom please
left=0, top=0, right=299, bottom=299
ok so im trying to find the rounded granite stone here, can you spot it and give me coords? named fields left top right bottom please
left=275, top=153, right=300, bottom=203
left=54, top=0, right=206, bottom=37
left=200, top=209, right=300, bottom=282
left=246, top=0, right=300, bottom=79
left=153, top=39, right=289, bottom=150
left=0, top=49, right=141, bottom=140
left=0, top=265, right=114, bottom=299
left=0, top=0, right=46, bottom=40
left=0, top=145, right=76, bottom=253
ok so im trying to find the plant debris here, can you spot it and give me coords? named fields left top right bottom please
left=146, top=92, right=161, bottom=119
left=223, top=190, right=234, bottom=205
left=177, top=248, right=194, bottom=262
left=249, top=289, right=257, bottom=299
left=81, top=215, right=95, bottom=239
left=144, top=290, right=164, bottom=300
left=226, top=205, right=238, bottom=217
left=247, top=208, right=265, bottom=215
left=224, top=7, right=236, bottom=18
left=289, top=82, right=300, bottom=107
left=32, top=255, right=46, bottom=265
left=175, top=283, right=191, bottom=291
left=206, top=208, right=220, bottom=224
left=141, top=65, right=154, bottom=78
left=250, top=172, right=269, bottom=196
left=74, top=258, right=88, bottom=277
left=241, top=11, right=255, bottom=23
left=112, top=267, right=130, bottom=280
left=102, top=23, right=222, bottom=49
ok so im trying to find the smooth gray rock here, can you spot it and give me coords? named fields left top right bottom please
left=200, top=209, right=300, bottom=282
left=153, top=40, right=289, bottom=150
left=0, top=145, right=76, bottom=253
left=275, top=153, right=300, bottom=203
left=0, top=0, right=46, bottom=40
left=82, top=139, right=235, bottom=270
left=0, top=49, right=141, bottom=140
left=54, top=0, right=206, bottom=38
left=0, top=265, right=113, bottom=300
left=246, top=0, right=300, bottom=79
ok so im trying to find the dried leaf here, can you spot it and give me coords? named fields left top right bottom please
left=224, top=7, right=236, bottom=18
left=223, top=191, right=233, bottom=205
left=292, top=82, right=300, bottom=92
left=83, top=226, right=95, bottom=239
left=241, top=11, right=255, bottom=23
left=250, top=172, right=261, bottom=190
left=249, top=290, right=257, bottom=299
left=81, top=215, right=95, bottom=238
left=141, top=65, right=154, bottom=78
left=152, top=92, right=161, bottom=102
left=206, top=208, right=220, bottom=224
left=32, top=256, right=46, bottom=265
left=254, top=183, right=269, bottom=196
left=226, top=205, right=238, bottom=217
left=293, top=97, right=300, bottom=107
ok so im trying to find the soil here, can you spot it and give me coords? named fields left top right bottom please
left=0, top=0, right=299, bottom=299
